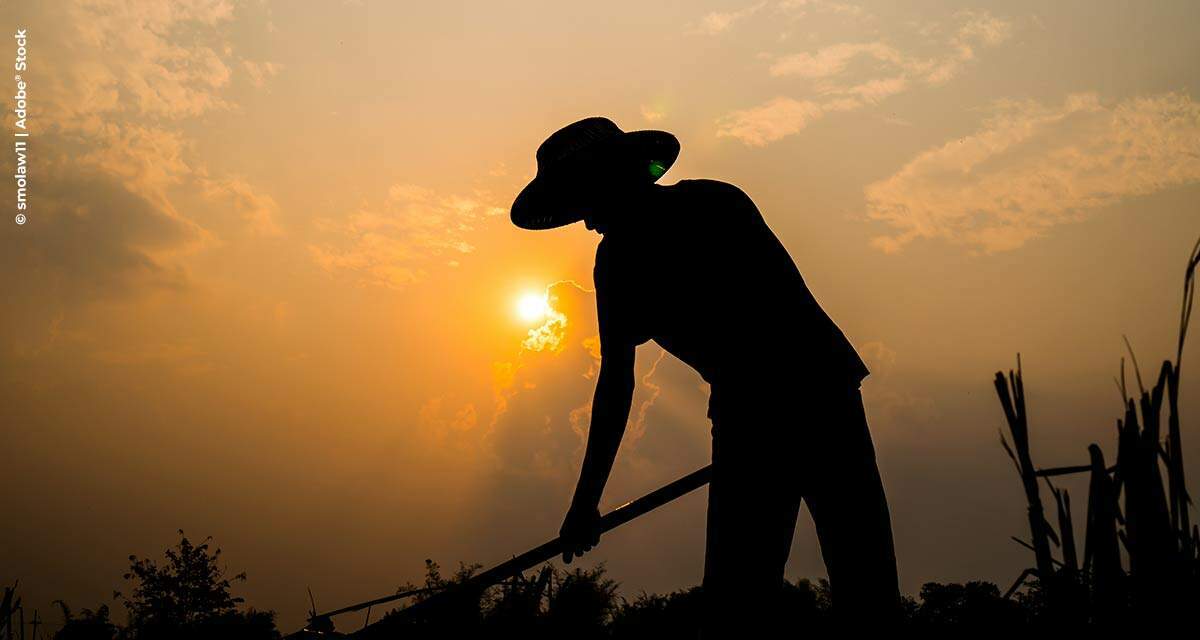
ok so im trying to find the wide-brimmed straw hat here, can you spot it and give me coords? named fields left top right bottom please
left=511, top=117, right=680, bottom=230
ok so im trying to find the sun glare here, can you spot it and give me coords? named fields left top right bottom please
left=516, top=292, right=550, bottom=322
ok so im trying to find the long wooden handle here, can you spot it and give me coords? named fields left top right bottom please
left=346, top=465, right=712, bottom=638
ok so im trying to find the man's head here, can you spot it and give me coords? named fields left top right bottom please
left=511, top=117, right=679, bottom=233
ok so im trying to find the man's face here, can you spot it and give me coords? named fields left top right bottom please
left=572, top=158, right=650, bottom=233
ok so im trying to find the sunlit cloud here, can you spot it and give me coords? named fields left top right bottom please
left=417, top=396, right=481, bottom=458
left=630, top=348, right=668, bottom=442
left=854, top=341, right=938, bottom=432
left=716, top=97, right=825, bottom=147
left=718, top=10, right=1012, bottom=146
left=310, top=184, right=505, bottom=289
left=3, top=0, right=284, bottom=338
left=769, top=41, right=905, bottom=79
left=641, top=104, right=666, bottom=122
left=858, top=340, right=898, bottom=378
left=485, top=281, right=599, bottom=479
left=1, top=145, right=198, bottom=309
left=865, top=92, right=1200, bottom=253
left=200, top=174, right=283, bottom=236
left=44, top=0, right=238, bottom=125
left=688, top=1, right=766, bottom=36
left=242, top=60, right=283, bottom=88
left=521, top=290, right=569, bottom=353
left=775, top=0, right=870, bottom=20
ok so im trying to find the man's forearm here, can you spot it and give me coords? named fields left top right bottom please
left=571, top=372, right=634, bottom=509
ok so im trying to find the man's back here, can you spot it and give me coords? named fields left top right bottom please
left=594, top=179, right=868, bottom=392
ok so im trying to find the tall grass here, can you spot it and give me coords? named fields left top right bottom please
left=997, top=235, right=1200, bottom=623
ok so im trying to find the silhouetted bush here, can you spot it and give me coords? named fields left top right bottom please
left=53, top=603, right=118, bottom=640
left=908, top=581, right=1032, bottom=628
left=115, top=530, right=280, bottom=640
left=44, top=531, right=281, bottom=640
left=609, top=586, right=703, bottom=638
left=544, top=565, right=618, bottom=638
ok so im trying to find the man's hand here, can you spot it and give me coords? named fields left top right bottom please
left=559, top=502, right=601, bottom=564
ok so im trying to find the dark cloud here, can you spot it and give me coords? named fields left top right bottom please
left=0, top=141, right=201, bottom=365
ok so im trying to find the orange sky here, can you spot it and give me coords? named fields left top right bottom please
left=2, top=0, right=1200, bottom=632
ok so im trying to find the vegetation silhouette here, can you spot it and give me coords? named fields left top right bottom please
left=2, top=554, right=1074, bottom=639
left=7, top=532, right=282, bottom=640
left=993, top=234, right=1200, bottom=627
left=50, top=603, right=119, bottom=640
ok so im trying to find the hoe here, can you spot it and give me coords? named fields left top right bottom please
left=291, top=465, right=712, bottom=638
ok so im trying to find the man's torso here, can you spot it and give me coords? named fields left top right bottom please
left=594, top=179, right=869, bottom=395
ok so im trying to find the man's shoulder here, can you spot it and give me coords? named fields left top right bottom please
left=673, top=179, right=753, bottom=205
left=671, top=179, right=761, bottom=225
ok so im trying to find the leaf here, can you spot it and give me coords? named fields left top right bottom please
left=999, top=431, right=1021, bottom=476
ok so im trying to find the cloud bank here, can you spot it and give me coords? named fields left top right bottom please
left=717, top=10, right=1012, bottom=146
left=309, top=184, right=505, bottom=289
left=865, top=92, right=1200, bottom=253
left=2, top=1, right=294, bottom=365
left=5, top=1, right=283, bottom=321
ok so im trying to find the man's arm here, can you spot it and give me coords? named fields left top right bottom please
left=560, top=244, right=639, bottom=562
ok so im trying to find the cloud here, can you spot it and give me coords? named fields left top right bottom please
left=692, top=1, right=871, bottom=40
left=954, top=9, right=1014, bottom=51
left=865, top=92, right=1200, bottom=253
left=716, top=97, right=825, bottom=147
left=869, top=389, right=940, bottom=431
left=485, top=282, right=603, bottom=479
left=776, top=0, right=869, bottom=20
left=858, top=340, right=898, bottom=377
left=42, top=0, right=240, bottom=128
left=641, top=104, right=666, bottom=122
left=200, top=174, right=283, bottom=236
left=5, top=145, right=199, bottom=302
left=242, top=60, right=283, bottom=88
left=91, top=341, right=214, bottom=375
left=769, top=41, right=904, bottom=79
left=853, top=341, right=938, bottom=431
left=3, top=1, right=282, bottom=321
left=522, top=301, right=570, bottom=353
left=309, top=184, right=505, bottom=289
left=689, top=2, right=766, bottom=36
left=0, top=151, right=200, bottom=357
left=718, top=10, right=1012, bottom=146
left=925, top=10, right=1013, bottom=85
left=416, top=396, right=481, bottom=460
left=630, top=349, right=668, bottom=442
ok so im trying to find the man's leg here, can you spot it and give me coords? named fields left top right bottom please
left=804, top=388, right=901, bottom=622
left=702, top=407, right=805, bottom=634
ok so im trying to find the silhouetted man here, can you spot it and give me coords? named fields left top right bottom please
left=511, top=117, right=900, bottom=630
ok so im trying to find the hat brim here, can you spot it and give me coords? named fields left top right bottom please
left=511, top=130, right=680, bottom=231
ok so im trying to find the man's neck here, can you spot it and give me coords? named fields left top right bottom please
left=593, top=183, right=668, bottom=235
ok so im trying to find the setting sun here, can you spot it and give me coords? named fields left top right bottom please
left=516, top=291, right=550, bottom=322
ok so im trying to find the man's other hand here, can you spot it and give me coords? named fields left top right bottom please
left=559, top=503, right=601, bottom=563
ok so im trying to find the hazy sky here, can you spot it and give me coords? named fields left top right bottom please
left=2, top=0, right=1199, bottom=632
